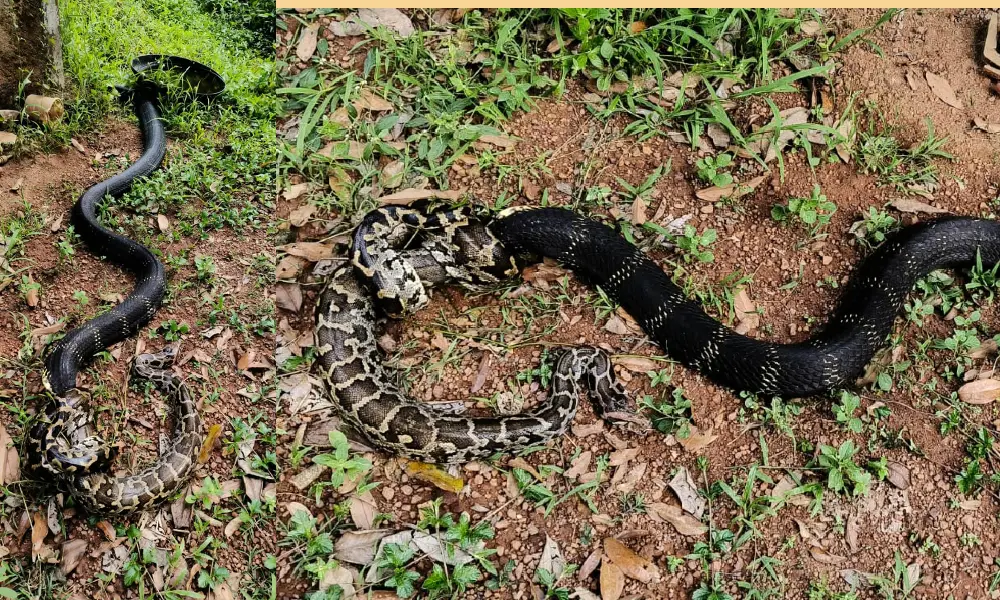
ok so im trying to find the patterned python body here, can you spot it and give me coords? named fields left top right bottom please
left=321, top=205, right=1000, bottom=464
left=66, top=349, right=202, bottom=514
left=26, top=83, right=202, bottom=513
left=317, top=207, right=629, bottom=463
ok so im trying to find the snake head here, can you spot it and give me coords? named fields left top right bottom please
left=133, top=345, right=179, bottom=374
left=34, top=389, right=118, bottom=476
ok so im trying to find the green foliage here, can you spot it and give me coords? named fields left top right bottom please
left=833, top=391, right=863, bottom=433
left=771, top=185, right=836, bottom=236
left=852, top=206, right=897, bottom=249
left=157, top=319, right=190, bottom=342
left=673, top=224, right=717, bottom=263
left=696, top=153, right=734, bottom=187
left=955, top=459, right=984, bottom=496
left=854, top=116, right=952, bottom=192
left=814, top=441, right=871, bottom=496
left=199, top=0, right=274, bottom=53
left=312, top=431, right=373, bottom=489
left=640, top=388, right=692, bottom=436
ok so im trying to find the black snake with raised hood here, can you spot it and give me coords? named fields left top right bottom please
left=26, top=82, right=202, bottom=513
left=319, top=204, right=1000, bottom=463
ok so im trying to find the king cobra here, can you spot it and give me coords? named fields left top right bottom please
left=319, top=204, right=1000, bottom=464
left=26, top=81, right=203, bottom=513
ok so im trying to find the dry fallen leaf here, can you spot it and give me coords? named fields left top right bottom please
left=695, top=184, right=736, bottom=202
left=800, top=20, right=821, bottom=35
left=198, top=423, right=223, bottom=464
left=958, top=379, right=1000, bottom=404
left=30, top=511, right=48, bottom=561
left=647, top=502, right=707, bottom=536
left=356, top=8, right=414, bottom=37
left=771, top=473, right=810, bottom=507
left=406, top=461, right=465, bottom=493
left=276, top=255, right=307, bottom=279
left=355, top=89, right=393, bottom=112
left=96, top=520, right=116, bottom=541
left=886, top=461, right=910, bottom=490
left=733, top=287, right=759, bottom=334
left=677, top=424, right=718, bottom=453
left=845, top=515, right=859, bottom=553
left=600, top=561, right=625, bottom=600
left=565, top=451, right=592, bottom=480
left=381, top=160, right=405, bottom=189
left=764, top=106, right=810, bottom=162
left=280, top=242, right=335, bottom=262
left=579, top=549, right=603, bottom=580
left=284, top=182, right=308, bottom=200
left=614, top=356, right=658, bottom=373
left=377, top=188, right=464, bottom=206
left=973, top=117, right=1000, bottom=134
left=224, top=516, right=242, bottom=538
left=925, top=71, right=963, bottom=109
left=411, top=531, right=475, bottom=566
left=288, top=203, right=315, bottom=227
left=669, top=467, right=706, bottom=518
left=604, top=538, right=660, bottom=583
left=477, top=134, right=518, bottom=148
left=536, top=536, right=567, bottom=581
left=959, top=499, right=981, bottom=511
left=0, top=423, right=18, bottom=486
left=350, top=490, right=377, bottom=529
left=276, top=283, right=303, bottom=313
left=334, top=530, right=390, bottom=565
left=60, top=539, right=88, bottom=575
left=604, top=315, right=629, bottom=335
left=706, top=123, right=731, bottom=148
left=156, top=214, right=170, bottom=232
left=810, top=545, right=848, bottom=565
left=631, top=197, right=647, bottom=225
left=888, top=197, right=948, bottom=214
left=296, top=23, right=319, bottom=63
left=23, top=273, right=38, bottom=308
left=967, top=338, right=998, bottom=359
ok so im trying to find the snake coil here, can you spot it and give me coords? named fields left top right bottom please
left=319, top=204, right=1000, bottom=464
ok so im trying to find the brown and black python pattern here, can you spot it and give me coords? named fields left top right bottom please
left=316, top=206, right=630, bottom=464
left=47, top=347, right=203, bottom=514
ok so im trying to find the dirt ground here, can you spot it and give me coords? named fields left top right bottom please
left=0, top=117, right=274, bottom=593
left=294, top=7, right=998, bottom=600
left=0, top=0, right=51, bottom=106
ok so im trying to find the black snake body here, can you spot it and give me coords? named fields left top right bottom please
left=321, top=204, right=1000, bottom=464
left=27, top=82, right=202, bottom=513
left=490, top=208, right=1000, bottom=396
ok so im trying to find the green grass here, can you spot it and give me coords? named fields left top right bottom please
left=850, top=101, right=953, bottom=193
left=277, top=8, right=896, bottom=216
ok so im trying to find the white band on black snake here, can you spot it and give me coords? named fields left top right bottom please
left=320, top=203, right=1000, bottom=464
left=25, top=82, right=202, bottom=513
